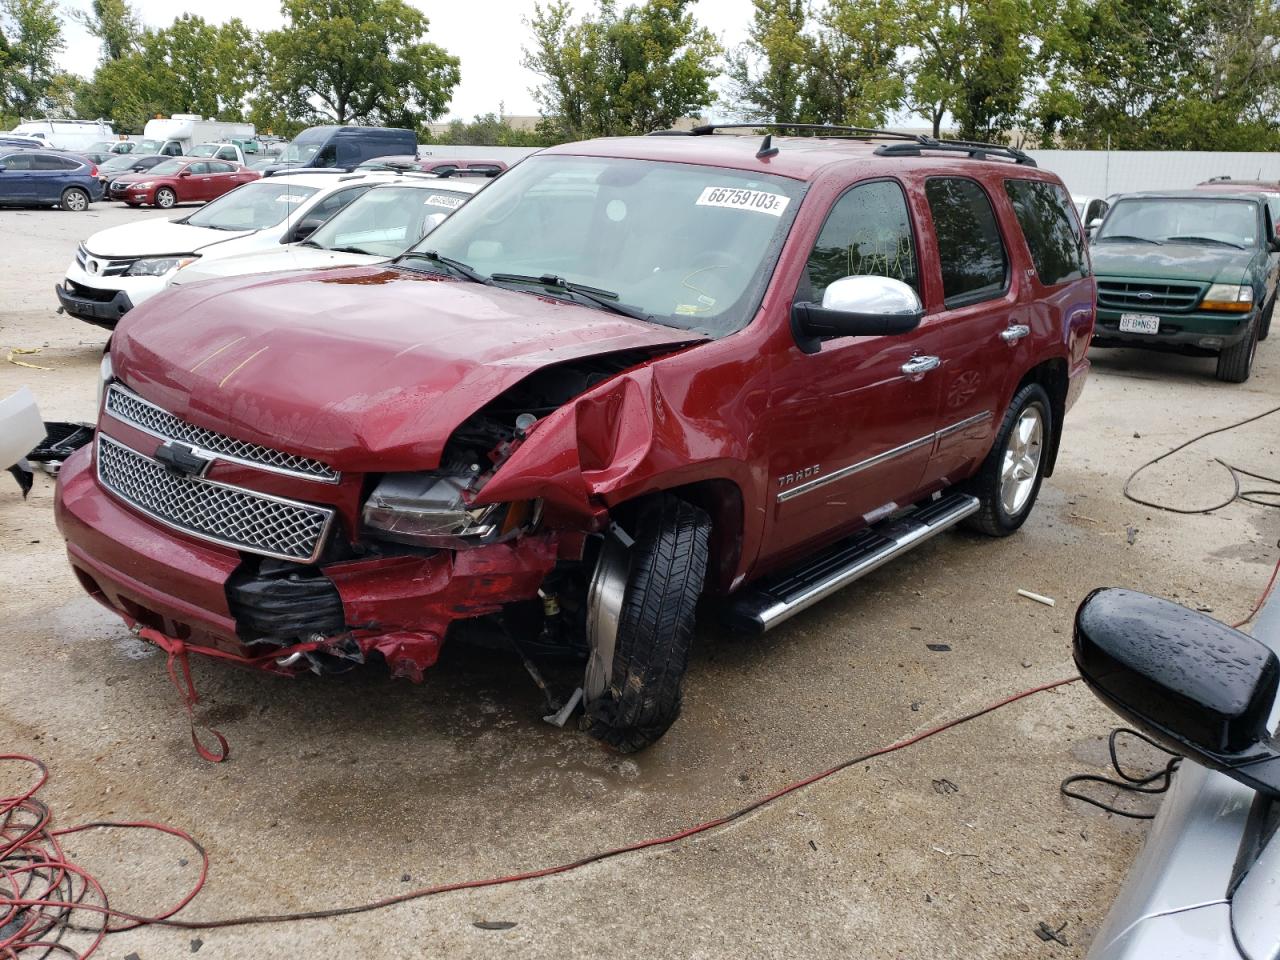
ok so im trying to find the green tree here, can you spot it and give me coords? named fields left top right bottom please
left=1030, top=0, right=1280, bottom=149
left=2, top=0, right=64, bottom=117
left=71, top=0, right=140, bottom=61
left=434, top=112, right=558, bottom=147
left=723, top=0, right=812, bottom=123
left=806, top=0, right=907, bottom=127
left=904, top=0, right=1038, bottom=141
left=78, top=15, right=261, bottom=130
left=523, top=0, right=722, bottom=140
left=260, top=0, right=460, bottom=130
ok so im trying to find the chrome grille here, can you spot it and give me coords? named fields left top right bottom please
left=1097, top=280, right=1205, bottom=313
left=96, top=435, right=333, bottom=562
left=105, top=383, right=339, bottom=482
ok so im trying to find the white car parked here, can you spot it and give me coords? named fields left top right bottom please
left=56, top=172, right=398, bottom=329
left=171, top=176, right=483, bottom=286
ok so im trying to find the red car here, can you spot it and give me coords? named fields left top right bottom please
left=108, top=157, right=260, bottom=208
left=56, top=127, right=1094, bottom=751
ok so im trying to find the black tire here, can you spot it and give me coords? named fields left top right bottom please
left=1259, top=295, right=1273, bottom=342
left=583, top=497, right=709, bottom=753
left=962, top=382, right=1052, bottom=537
left=155, top=187, right=176, bottom=209
left=60, top=187, right=89, bottom=212
left=1215, top=314, right=1258, bottom=383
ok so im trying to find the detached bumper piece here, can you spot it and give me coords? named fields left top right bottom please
left=227, top=561, right=347, bottom=641
left=55, top=281, right=132, bottom=329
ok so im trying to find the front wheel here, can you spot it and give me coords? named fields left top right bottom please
left=1216, top=315, right=1258, bottom=383
left=582, top=496, right=709, bottom=753
left=60, top=187, right=89, bottom=212
left=154, top=187, right=176, bottom=209
left=962, top=382, right=1052, bottom=537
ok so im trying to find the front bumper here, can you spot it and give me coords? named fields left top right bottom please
left=107, top=181, right=151, bottom=204
left=54, top=444, right=558, bottom=680
left=1093, top=308, right=1253, bottom=353
left=55, top=281, right=132, bottom=328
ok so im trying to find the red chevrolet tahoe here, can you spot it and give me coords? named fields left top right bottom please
left=55, top=127, right=1095, bottom=751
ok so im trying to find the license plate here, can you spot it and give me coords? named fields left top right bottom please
left=1119, top=313, right=1160, bottom=334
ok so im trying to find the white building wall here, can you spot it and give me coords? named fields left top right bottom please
left=1026, top=150, right=1280, bottom=198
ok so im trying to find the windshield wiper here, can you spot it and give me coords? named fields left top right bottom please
left=1165, top=235, right=1245, bottom=249
left=329, top=245, right=375, bottom=255
left=1098, top=234, right=1162, bottom=245
left=489, top=273, right=653, bottom=322
left=398, top=250, right=492, bottom=284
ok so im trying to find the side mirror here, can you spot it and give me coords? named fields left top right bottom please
left=178, top=169, right=192, bottom=178
left=294, top=216, right=326, bottom=239
left=0, top=164, right=7, bottom=174
left=791, top=276, right=923, bottom=354
left=1269, top=236, right=1280, bottom=253
left=1074, top=588, right=1280, bottom=798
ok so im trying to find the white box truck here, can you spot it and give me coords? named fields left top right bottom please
left=139, top=114, right=255, bottom=156
left=6, top=118, right=115, bottom=151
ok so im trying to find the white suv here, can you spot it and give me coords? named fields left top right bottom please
left=171, top=176, right=483, bottom=286
left=56, top=172, right=396, bottom=329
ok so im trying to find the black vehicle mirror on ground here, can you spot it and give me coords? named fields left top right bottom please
left=1074, top=587, right=1280, bottom=798
left=791, top=275, right=924, bottom=354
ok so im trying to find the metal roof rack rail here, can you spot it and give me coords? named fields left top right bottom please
left=650, top=122, right=924, bottom=142
left=873, top=138, right=1037, bottom=166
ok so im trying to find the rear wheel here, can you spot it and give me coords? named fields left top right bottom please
left=962, top=382, right=1052, bottom=537
left=154, top=187, right=176, bottom=209
left=1216, top=315, right=1258, bottom=383
left=60, top=187, right=89, bottom=212
left=582, top=496, right=709, bottom=753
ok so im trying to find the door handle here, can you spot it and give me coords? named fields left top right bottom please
left=900, top=355, right=941, bottom=377
left=1001, top=324, right=1030, bottom=343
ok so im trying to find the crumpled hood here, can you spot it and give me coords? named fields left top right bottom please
left=111, top=266, right=705, bottom=472
left=85, top=218, right=253, bottom=258
left=172, top=245, right=385, bottom=285
left=1091, top=241, right=1256, bottom=285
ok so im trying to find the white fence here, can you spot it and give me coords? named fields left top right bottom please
left=1025, top=150, right=1280, bottom=198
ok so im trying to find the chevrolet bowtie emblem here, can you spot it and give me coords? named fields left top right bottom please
left=154, top=440, right=213, bottom=477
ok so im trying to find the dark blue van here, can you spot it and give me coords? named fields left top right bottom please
left=0, top=149, right=104, bottom=211
left=262, top=126, right=416, bottom=176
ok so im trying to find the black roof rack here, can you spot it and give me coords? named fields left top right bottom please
left=648, top=122, right=1036, bottom=166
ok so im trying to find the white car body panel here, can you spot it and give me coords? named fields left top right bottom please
left=173, top=245, right=385, bottom=284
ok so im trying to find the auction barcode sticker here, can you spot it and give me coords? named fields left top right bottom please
left=696, top=186, right=791, bottom=216
left=424, top=193, right=465, bottom=209
left=275, top=194, right=309, bottom=204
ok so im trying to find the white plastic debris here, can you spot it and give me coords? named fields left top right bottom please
left=1017, top=589, right=1056, bottom=607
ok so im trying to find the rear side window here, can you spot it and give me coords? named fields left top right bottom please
left=209, top=162, right=235, bottom=174
left=802, top=179, right=918, bottom=303
left=1004, top=179, right=1088, bottom=286
left=925, top=177, right=1008, bottom=306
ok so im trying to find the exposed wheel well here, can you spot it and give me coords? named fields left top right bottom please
left=610, top=479, right=743, bottom=595
left=1015, top=359, right=1068, bottom=476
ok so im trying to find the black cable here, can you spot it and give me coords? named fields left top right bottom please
left=1060, top=728, right=1183, bottom=819
left=1123, top=403, right=1280, bottom=514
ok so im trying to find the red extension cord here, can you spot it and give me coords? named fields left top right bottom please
left=2, top=677, right=1077, bottom=956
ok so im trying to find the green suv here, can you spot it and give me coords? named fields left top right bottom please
left=1090, top=191, right=1278, bottom=382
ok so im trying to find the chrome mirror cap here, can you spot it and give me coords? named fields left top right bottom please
left=821, top=275, right=922, bottom=316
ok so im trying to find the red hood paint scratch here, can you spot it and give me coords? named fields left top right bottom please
left=111, top=266, right=703, bottom=472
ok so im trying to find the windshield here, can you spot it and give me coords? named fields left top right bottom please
left=401, top=154, right=806, bottom=334
left=134, top=139, right=162, bottom=154
left=87, top=141, right=112, bottom=153
left=280, top=142, right=321, bottom=164
left=1098, top=198, right=1258, bottom=248
left=189, top=144, right=218, bottom=157
left=184, top=181, right=319, bottom=231
left=309, top=185, right=471, bottom=257
left=147, top=159, right=185, bottom=176
left=101, top=155, right=138, bottom=172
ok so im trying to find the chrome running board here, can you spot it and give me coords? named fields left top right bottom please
left=728, top=493, right=980, bottom=633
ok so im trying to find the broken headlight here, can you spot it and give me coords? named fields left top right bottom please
left=361, top=472, right=536, bottom=548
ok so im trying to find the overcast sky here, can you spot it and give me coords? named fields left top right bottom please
left=54, top=0, right=750, bottom=120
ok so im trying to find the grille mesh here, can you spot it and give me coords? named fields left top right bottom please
left=105, top=384, right=338, bottom=482
left=1097, top=280, right=1204, bottom=313
left=97, top=435, right=332, bottom=562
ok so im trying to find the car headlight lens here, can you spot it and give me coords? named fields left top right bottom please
left=131, top=181, right=153, bottom=189
left=1201, top=283, right=1253, bottom=312
left=126, top=256, right=198, bottom=277
left=96, top=349, right=112, bottom=408
left=361, top=472, right=536, bottom=548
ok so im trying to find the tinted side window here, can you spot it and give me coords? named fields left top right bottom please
left=311, top=186, right=369, bottom=220
left=210, top=162, right=235, bottom=174
left=1, top=153, right=33, bottom=170
left=1004, top=179, right=1088, bottom=286
left=925, top=177, right=1008, bottom=305
left=802, top=179, right=918, bottom=303
left=187, top=162, right=209, bottom=175
left=34, top=154, right=78, bottom=171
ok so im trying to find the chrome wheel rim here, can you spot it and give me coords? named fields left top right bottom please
left=1000, top=405, right=1044, bottom=516
left=157, top=190, right=174, bottom=208
left=65, top=191, right=86, bottom=211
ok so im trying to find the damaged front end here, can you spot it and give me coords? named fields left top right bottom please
left=57, top=343, right=693, bottom=684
